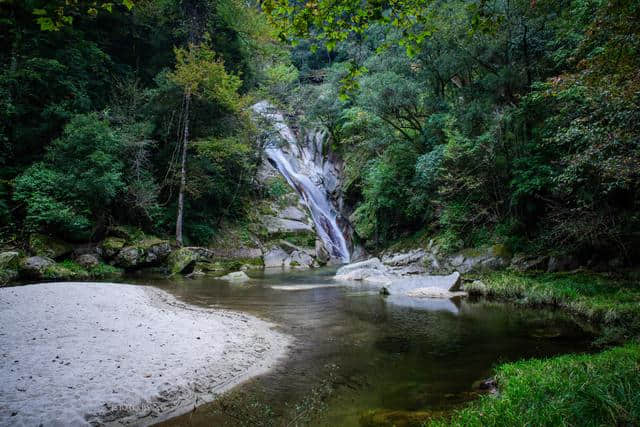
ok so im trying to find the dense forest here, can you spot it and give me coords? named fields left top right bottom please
left=1, top=1, right=640, bottom=426
left=1, top=0, right=639, bottom=266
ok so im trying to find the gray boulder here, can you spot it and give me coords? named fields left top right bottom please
left=75, top=254, right=100, bottom=269
left=286, top=250, right=315, bottom=269
left=19, top=256, right=55, bottom=279
left=101, top=237, right=126, bottom=259
left=167, top=247, right=199, bottom=275
left=264, top=247, right=289, bottom=268
left=334, top=258, right=394, bottom=284
left=219, top=271, right=250, bottom=282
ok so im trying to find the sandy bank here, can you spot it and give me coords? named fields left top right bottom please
left=0, top=282, right=290, bottom=426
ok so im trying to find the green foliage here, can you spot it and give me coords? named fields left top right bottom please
left=468, top=271, right=640, bottom=340
left=13, top=114, right=124, bottom=238
left=430, top=343, right=640, bottom=426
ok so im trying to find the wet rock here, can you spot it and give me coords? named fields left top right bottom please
left=19, top=256, right=55, bottom=279
left=385, top=272, right=462, bottom=295
left=464, top=280, right=488, bottom=295
left=28, top=234, right=72, bottom=260
left=219, top=271, right=250, bottom=282
left=264, top=247, right=289, bottom=268
left=75, top=254, right=100, bottom=269
left=101, top=237, right=126, bottom=259
left=167, top=248, right=198, bottom=275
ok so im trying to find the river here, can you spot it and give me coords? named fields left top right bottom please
left=115, top=267, right=595, bottom=426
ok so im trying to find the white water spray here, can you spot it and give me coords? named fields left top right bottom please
left=253, top=101, right=350, bottom=262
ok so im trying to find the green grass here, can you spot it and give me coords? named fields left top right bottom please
left=428, top=343, right=640, bottom=426
left=465, top=271, right=640, bottom=340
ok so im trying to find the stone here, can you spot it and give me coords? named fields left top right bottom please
left=219, top=271, right=250, bottom=282
left=0, top=251, right=22, bottom=270
left=29, top=233, right=72, bottom=259
left=464, top=280, right=488, bottom=295
left=278, top=240, right=302, bottom=254
left=334, top=258, right=393, bottom=284
left=75, top=254, right=100, bottom=269
left=264, top=247, right=289, bottom=268
left=385, top=272, right=462, bottom=295
left=167, top=247, right=198, bottom=275
left=114, top=239, right=171, bottom=269
left=315, top=239, right=330, bottom=265
left=101, top=237, right=126, bottom=259
left=19, top=256, right=55, bottom=279
left=286, top=250, right=314, bottom=269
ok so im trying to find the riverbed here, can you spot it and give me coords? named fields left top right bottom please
left=119, top=267, right=594, bottom=426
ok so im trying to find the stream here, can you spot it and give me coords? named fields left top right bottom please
left=117, top=268, right=595, bottom=426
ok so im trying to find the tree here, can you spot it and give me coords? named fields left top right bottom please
left=13, top=114, right=125, bottom=239
left=168, top=38, right=242, bottom=244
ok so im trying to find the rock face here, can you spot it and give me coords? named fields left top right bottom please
left=380, top=243, right=511, bottom=275
left=29, top=233, right=72, bottom=259
left=19, top=256, right=55, bottom=279
left=219, top=271, right=250, bottom=282
left=262, top=215, right=313, bottom=235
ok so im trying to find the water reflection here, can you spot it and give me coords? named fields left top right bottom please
left=118, top=268, right=594, bottom=426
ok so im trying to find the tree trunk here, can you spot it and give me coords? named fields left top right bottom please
left=176, top=92, right=191, bottom=245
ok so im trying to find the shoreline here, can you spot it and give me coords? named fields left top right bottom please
left=0, top=282, right=291, bottom=426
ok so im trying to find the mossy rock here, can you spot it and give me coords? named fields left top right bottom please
left=29, top=233, right=73, bottom=259
left=114, top=238, right=171, bottom=269
left=167, top=247, right=198, bottom=275
left=0, top=268, right=18, bottom=285
left=0, top=251, right=22, bottom=270
left=101, top=237, right=126, bottom=258
left=43, top=261, right=90, bottom=280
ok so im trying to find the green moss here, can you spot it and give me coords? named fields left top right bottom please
left=0, top=267, right=18, bottom=285
left=89, top=262, right=122, bottom=278
left=29, top=233, right=72, bottom=258
left=278, top=232, right=316, bottom=248
left=167, top=247, right=198, bottom=275
left=107, top=225, right=146, bottom=242
left=43, top=260, right=89, bottom=280
left=429, top=343, right=640, bottom=426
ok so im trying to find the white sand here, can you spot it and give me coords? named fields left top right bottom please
left=0, top=282, right=290, bottom=426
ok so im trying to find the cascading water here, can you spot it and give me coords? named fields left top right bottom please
left=252, top=101, right=350, bottom=263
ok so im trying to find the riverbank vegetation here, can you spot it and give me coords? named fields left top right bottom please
left=430, top=343, right=640, bottom=426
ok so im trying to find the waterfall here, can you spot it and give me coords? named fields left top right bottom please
left=252, top=101, right=351, bottom=263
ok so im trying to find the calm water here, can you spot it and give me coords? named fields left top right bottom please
left=120, top=268, right=594, bottom=426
